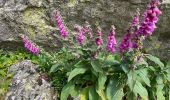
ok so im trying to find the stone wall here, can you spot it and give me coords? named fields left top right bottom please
left=0, top=0, right=170, bottom=60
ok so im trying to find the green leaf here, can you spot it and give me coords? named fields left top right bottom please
left=156, top=76, right=165, bottom=100
left=97, top=73, right=107, bottom=90
left=121, top=64, right=129, bottom=73
left=133, top=81, right=148, bottom=99
left=89, top=86, right=99, bottom=100
left=60, top=82, right=78, bottom=100
left=50, top=63, right=63, bottom=73
left=68, top=67, right=88, bottom=82
left=127, top=71, right=137, bottom=91
left=74, top=60, right=90, bottom=68
left=146, top=54, right=164, bottom=67
left=104, top=55, right=119, bottom=66
left=112, top=88, right=124, bottom=100
left=81, top=87, right=90, bottom=100
left=169, top=89, right=170, bottom=100
left=96, top=73, right=107, bottom=100
left=91, top=60, right=103, bottom=73
left=137, top=68, right=151, bottom=87
left=106, top=78, right=124, bottom=100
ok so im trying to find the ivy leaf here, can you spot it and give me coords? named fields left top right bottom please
left=89, top=86, right=99, bottom=100
left=146, top=54, right=164, bottom=67
left=91, top=60, right=103, bottom=73
left=68, top=67, right=88, bottom=82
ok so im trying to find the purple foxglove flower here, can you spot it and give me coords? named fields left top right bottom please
left=136, top=0, right=161, bottom=37
left=55, top=11, right=68, bottom=39
left=119, top=32, right=132, bottom=53
left=132, top=14, right=139, bottom=27
left=75, top=25, right=85, bottom=45
left=95, top=27, right=103, bottom=47
left=106, top=25, right=117, bottom=54
left=20, top=35, right=40, bottom=55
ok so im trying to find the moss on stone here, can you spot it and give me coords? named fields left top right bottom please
left=23, top=7, right=48, bottom=36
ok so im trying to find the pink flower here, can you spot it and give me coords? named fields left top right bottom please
left=136, top=0, right=161, bottom=37
left=75, top=25, right=85, bottom=45
left=106, top=25, right=117, bottom=54
left=55, top=11, right=68, bottom=39
left=119, top=32, right=132, bottom=53
left=20, top=35, right=40, bottom=55
left=95, top=27, right=103, bottom=47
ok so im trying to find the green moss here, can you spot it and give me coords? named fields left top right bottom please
left=23, top=8, right=48, bottom=36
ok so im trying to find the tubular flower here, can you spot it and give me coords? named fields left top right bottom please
left=131, top=14, right=140, bottom=27
left=20, top=35, right=40, bottom=55
left=75, top=25, right=85, bottom=45
left=119, top=32, right=132, bottom=53
left=137, top=0, right=161, bottom=37
left=95, top=27, right=103, bottom=47
left=55, top=11, right=68, bottom=39
left=106, top=25, right=117, bottom=54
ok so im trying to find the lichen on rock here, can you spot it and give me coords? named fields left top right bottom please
left=5, top=60, right=57, bottom=100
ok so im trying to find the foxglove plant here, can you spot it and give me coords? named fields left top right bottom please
left=119, top=10, right=140, bottom=53
left=136, top=0, right=161, bottom=37
left=119, top=31, right=132, bottom=53
left=75, top=25, right=85, bottom=45
left=106, top=25, right=117, bottom=54
left=55, top=11, right=68, bottom=39
left=20, top=35, right=40, bottom=54
left=95, top=27, right=103, bottom=47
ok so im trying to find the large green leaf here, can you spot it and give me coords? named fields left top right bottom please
left=156, top=76, right=165, bottom=100
left=137, top=68, right=151, bottom=87
left=50, top=63, right=63, bottom=73
left=60, top=82, right=78, bottom=100
left=121, top=64, right=129, bottom=73
left=106, top=78, right=124, bottom=100
left=133, top=81, right=148, bottom=99
left=127, top=71, right=136, bottom=91
left=96, top=73, right=107, bottom=100
left=89, top=86, right=99, bottom=100
left=68, top=67, right=88, bottom=82
left=97, top=73, right=107, bottom=90
left=80, top=87, right=90, bottom=100
left=112, top=88, right=124, bottom=100
left=74, top=60, right=90, bottom=68
left=146, top=54, right=164, bottom=67
left=91, top=60, right=103, bottom=73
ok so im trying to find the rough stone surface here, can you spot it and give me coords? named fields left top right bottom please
left=0, top=0, right=169, bottom=60
left=5, top=60, right=57, bottom=100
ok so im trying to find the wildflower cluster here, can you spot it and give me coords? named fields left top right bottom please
left=55, top=11, right=68, bottom=39
left=137, top=0, right=162, bottom=37
left=106, top=26, right=117, bottom=54
left=95, top=27, right=103, bottom=47
left=20, top=35, right=40, bottom=54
